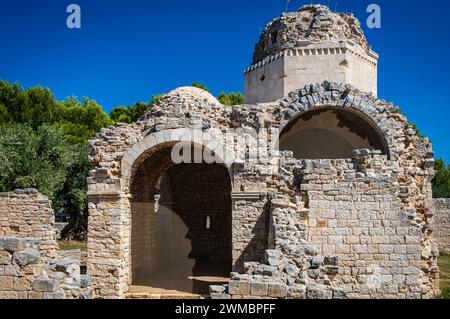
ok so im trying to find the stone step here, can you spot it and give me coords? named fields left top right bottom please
left=125, top=292, right=204, bottom=299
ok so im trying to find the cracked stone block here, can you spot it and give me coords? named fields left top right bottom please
left=13, top=249, right=40, bottom=267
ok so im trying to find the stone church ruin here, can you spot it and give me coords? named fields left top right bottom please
left=1, top=4, right=449, bottom=299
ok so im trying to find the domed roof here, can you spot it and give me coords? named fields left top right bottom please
left=253, top=4, right=370, bottom=64
left=142, top=86, right=225, bottom=123
left=166, top=86, right=220, bottom=105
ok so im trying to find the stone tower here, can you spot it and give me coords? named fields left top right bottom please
left=244, top=4, right=378, bottom=104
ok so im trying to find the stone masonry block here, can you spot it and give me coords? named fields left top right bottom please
left=228, top=281, right=250, bottom=295
left=0, top=251, right=12, bottom=265
left=268, top=283, right=287, bottom=298
left=250, top=282, right=268, bottom=297
left=33, top=278, right=58, bottom=292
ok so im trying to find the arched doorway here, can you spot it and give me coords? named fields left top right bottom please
left=279, top=107, right=389, bottom=159
left=129, top=143, right=232, bottom=295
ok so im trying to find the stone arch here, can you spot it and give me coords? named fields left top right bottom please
left=279, top=106, right=390, bottom=159
left=123, top=131, right=235, bottom=294
left=276, top=83, right=400, bottom=159
left=121, top=128, right=236, bottom=192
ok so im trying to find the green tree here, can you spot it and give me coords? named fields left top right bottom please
left=0, top=81, right=62, bottom=129
left=60, top=97, right=112, bottom=143
left=56, top=144, right=90, bottom=240
left=109, top=95, right=163, bottom=124
left=191, top=82, right=209, bottom=92
left=433, top=158, right=450, bottom=198
left=218, top=91, right=244, bottom=106
left=0, top=124, right=76, bottom=203
left=110, top=106, right=132, bottom=124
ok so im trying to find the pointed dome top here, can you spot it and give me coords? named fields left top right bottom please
left=253, top=4, right=370, bottom=64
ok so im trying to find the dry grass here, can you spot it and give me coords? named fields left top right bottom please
left=439, top=252, right=450, bottom=299
left=58, top=240, right=87, bottom=252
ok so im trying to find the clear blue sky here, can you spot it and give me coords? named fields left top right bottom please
left=0, top=0, right=449, bottom=162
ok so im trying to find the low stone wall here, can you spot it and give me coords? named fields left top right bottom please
left=0, top=189, right=58, bottom=258
left=0, top=237, right=92, bottom=299
left=434, top=199, right=450, bottom=253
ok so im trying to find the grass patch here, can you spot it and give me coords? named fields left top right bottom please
left=439, top=252, right=450, bottom=299
left=58, top=240, right=87, bottom=252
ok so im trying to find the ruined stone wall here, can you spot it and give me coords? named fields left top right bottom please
left=88, top=83, right=438, bottom=299
left=0, top=237, right=91, bottom=299
left=87, top=194, right=130, bottom=298
left=434, top=199, right=450, bottom=253
left=301, top=154, right=433, bottom=299
left=0, top=189, right=58, bottom=259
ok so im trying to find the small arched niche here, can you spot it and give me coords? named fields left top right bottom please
left=279, top=107, right=389, bottom=159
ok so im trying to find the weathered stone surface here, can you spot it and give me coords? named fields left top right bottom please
left=253, top=4, right=370, bottom=64
left=209, top=285, right=226, bottom=294
left=0, top=251, right=11, bottom=265
left=287, top=285, right=306, bottom=299
left=55, top=258, right=80, bottom=275
left=265, top=250, right=283, bottom=266
left=0, top=276, right=14, bottom=291
left=83, top=3, right=438, bottom=301
left=79, top=275, right=91, bottom=289
left=210, top=293, right=231, bottom=300
left=268, top=283, right=287, bottom=298
left=434, top=199, right=450, bottom=253
left=228, top=281, right=250, bottom=296
left=0, top=238, right=27, bottom=252
left=43, top=292, right=65, bottom=299
left=13, top=277, right=32, bottom=291
left=13, top=249, right=40, bottom=267
left=79, top=288, right=94, bottom=300
left=33, top=278, right=58, bottom=292
left=250, top=282, right=268, bottom=297
left=0, top=191, right=58, bottom=259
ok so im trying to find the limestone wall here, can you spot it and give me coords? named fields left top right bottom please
left=301, top=154, right=437, bottom=298
left=434, top=199, right=450, bottom=253
left=0, top=237, right=91, bottom=299
left=87, top=82, right=437, bottom=299
left=244, top=43, right=378, bottom=104
left=0, top=189, right=58, bottom=258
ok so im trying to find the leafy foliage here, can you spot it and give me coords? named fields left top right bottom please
left=0, top=124, right=76, bottom=204
left=0, top=81, right=111, bottom=235
left=0, top=81, right=61, bottom=128
left=218, top=91, right=244, bottom=106
left=109, top=95, right=163, bottom=124
left=191, top=82, right=209, bottom=92
left=433, top=158, right=450, bottom=198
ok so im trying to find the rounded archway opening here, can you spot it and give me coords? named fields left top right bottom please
left=129, top=143, right=232, bottom=295
left=279, top=107, right=389, bottom=159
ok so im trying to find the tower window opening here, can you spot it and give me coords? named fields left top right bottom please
left=271, top=31, right=278, bottom=44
